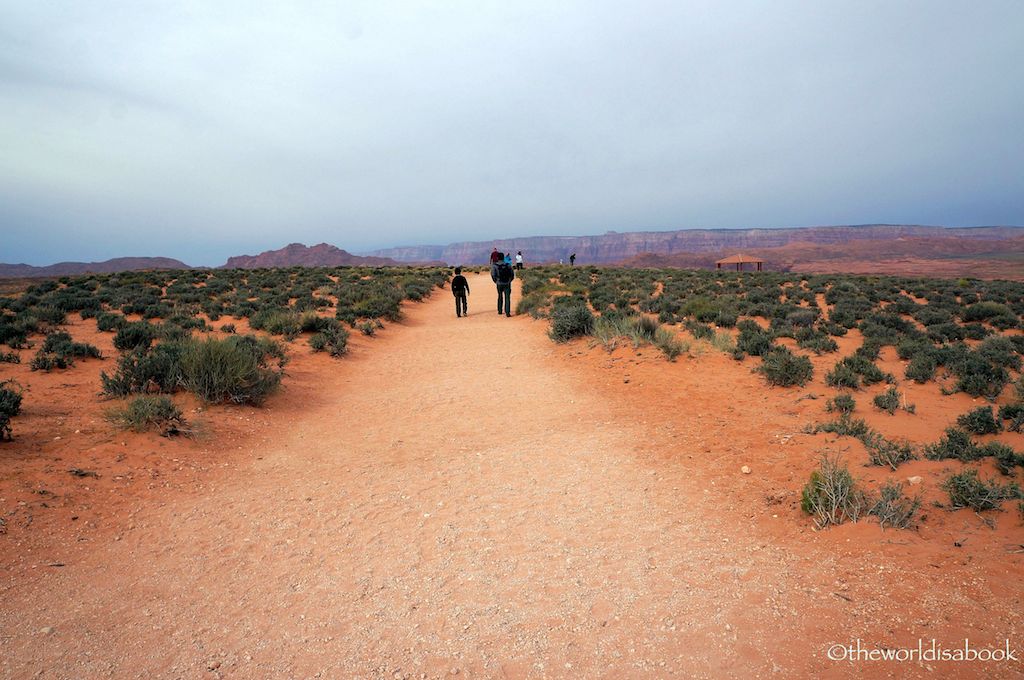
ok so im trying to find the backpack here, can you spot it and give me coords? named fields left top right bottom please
left=496, top=262, right=514, bottom=284
left=451, top=276, right=466, bottom=295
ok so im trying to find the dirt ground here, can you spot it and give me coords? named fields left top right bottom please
left=1, top=273, right=1022, bottom=679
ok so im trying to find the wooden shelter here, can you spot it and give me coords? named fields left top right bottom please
left=716, top=253, right=764, bottom=272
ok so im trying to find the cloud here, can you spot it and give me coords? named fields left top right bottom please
left=1, top=0, right=1022, bottom=265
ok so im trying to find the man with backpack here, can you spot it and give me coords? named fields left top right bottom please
left=450, top=266, right=470, bottom=317
left=490, top=252, right=515, bottom=317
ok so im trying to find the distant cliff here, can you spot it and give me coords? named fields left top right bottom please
left=221, top=243, right=402, bottom=269
left=0, top=257, right=190, bottom=279
left=364, top=225, right=1024, bottom=265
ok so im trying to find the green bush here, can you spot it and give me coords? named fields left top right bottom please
left=310, top=324, right=349, bottom=357
left=905, top=353, right=937, bottom=383
left=825, top=362, right=860, bottom=389
left=179, top=336, right=283, bottom=405
left=957, top=406, right=1002, bottom=435
left=999, top=403, right=1024, bottom=433
left=870, top=481, right=920, bottom=529
left=100, top=344, right=182, bottom=396
left=31, top=331, right=101, bottom=371
left=872, top=387, right=901, bottom=415
left=736, top=320, right=774, bottom=357
left=800, top=453, right=869, bottom=528
left=942, top=469, right=1021, bottom=512
left=924, top=427, right=981, bottom=461
left=0, top=379, right=24, bottom=440
left=825, top=394, right=855, bottom=415
left=106, top=395, right=186, bottom=436
left=548, top=304, right=594, bottom=343
left=759, top=347, right=813, bottom=387
left=113, top=322, right=156, bottom=352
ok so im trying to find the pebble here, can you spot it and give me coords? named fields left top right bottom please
left=741, top=465, right=751, bottom=474
left=40, top=626, right=54, bottom=635
left=907, top=476, right=922, bottom=486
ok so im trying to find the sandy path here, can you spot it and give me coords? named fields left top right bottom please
left=2, top=273, right=1021, bottom=679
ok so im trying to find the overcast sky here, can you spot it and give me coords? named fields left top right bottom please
left=2, top=1, right=1023, bottom=266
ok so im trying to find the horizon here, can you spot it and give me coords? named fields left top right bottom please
left=3, top=2, right=1023, bottom=266
left=4, top=222, right=1024, bottom=268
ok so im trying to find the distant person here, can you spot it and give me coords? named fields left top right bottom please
left=491, top=253, right=515, bottom=317
left=450, top=266, right=469, bottom=318
left=504, top=253, right=513, bottom=266
left=490, top=247, right=501, bottom=264
left=569, top=253, right=576, bottom=266
left=559, top=258, right=564, bottom=265
left=515, top=251, right=523, bottom=270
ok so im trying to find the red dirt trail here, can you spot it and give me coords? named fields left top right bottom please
left=1, top=274, right=1022, bottom=679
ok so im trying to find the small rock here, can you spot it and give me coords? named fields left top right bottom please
left=40, top=626, right=54, bottom=635
left=53, top=436, right=61, bottom=441
left=741, top=466, right=751, bottom=474
left=907, top=476, right=922, bottom=486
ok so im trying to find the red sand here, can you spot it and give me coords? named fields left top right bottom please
left=1, top=273, right=1022, bottom=678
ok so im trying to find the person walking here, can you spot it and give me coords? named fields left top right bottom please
left=491, top=253, right=515, bottom=317
left=489, top=247, right=501, bottom=264
left=569, top=252, right=576, bottom=266
left=450, top=266, right=469, bottom=317
left=515, top=251, right=523, bottom=270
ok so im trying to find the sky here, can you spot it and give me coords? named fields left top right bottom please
left=1, top=1, right=1023, bottom=266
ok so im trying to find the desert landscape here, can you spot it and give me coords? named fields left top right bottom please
left=1, top=259, right=1022, bottom=678
left=4, top=2, right=1023, bottom=677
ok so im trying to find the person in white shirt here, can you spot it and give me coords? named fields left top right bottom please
left=514, top=251, right=524, bottom=270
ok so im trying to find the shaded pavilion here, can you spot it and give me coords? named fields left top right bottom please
left=716, top=253, right=764, bottom=272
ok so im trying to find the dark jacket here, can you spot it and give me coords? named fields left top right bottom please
left=451, top=275, right=469, bottom=296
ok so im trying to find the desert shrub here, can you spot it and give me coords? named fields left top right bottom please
left=961, top=301, right=1014, bottom=323
left=0, top=351, right=19, bottom=364
left=957, top=406, right=1002, bottom=435
left=999, top=403, right=1024, bottom=433
left=796, top=329, right=838, bottom=354
left=31, top=331, right=101, bottom=371
left=310, top=324, right=349, bottom=357
left=516, top=291, right=549, bottom=318
left=815, top=416, right=871, bottom=440
left=954, top=357, right=1008, bottom=399
left=800, top=453, right=869, bottom=528
left=179, top=336, right=283, bottom=405
left=844, top=355, right=891, bottom=385
left=549, top=304, right=594, bottom=343
left=683, top=319, right=714, bottom=340
left=977, top=336, right=1022, bottom=371
left=759, top=347, right=813, bottom=387
left=870, top=481, right=921, bottom=529
left=0, top=379, right=24, bottom=440
left=924, top=427, right=981, bottom=462
left=250, top=308, right=301, bottom=339
left=942, top=469, right=1021, bottom=512
left=905, top=353, right=937, bottom=383
left=863, top=433, right=916, bottom=470
left=710, top=330, right=735, bottom=354
left=358, top=321, right=376, bottom=336
left=113, top=322, right=156, bottom=352
left=96, top=312, right=126, bottom=332
left=825, top=361, right=860, bottom=389
left=825, top=394, right=856, bottom=415
left=653, top=326, right=686, bottom=360
left=988, top=443, right=1023, bottom=476
left=872, top=387, right=901, bottom=415
left=736, top=320, right=774, bottom=357
left=220, top=323, right=236, bottom=334
left=100, top=343, right=186, bottom=396
left=854, top=339, right=883, bottom=361
left=106, top=395, right=186, bottom=436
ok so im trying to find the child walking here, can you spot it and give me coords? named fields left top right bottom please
left=451, top=267, right=470, bottom=317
